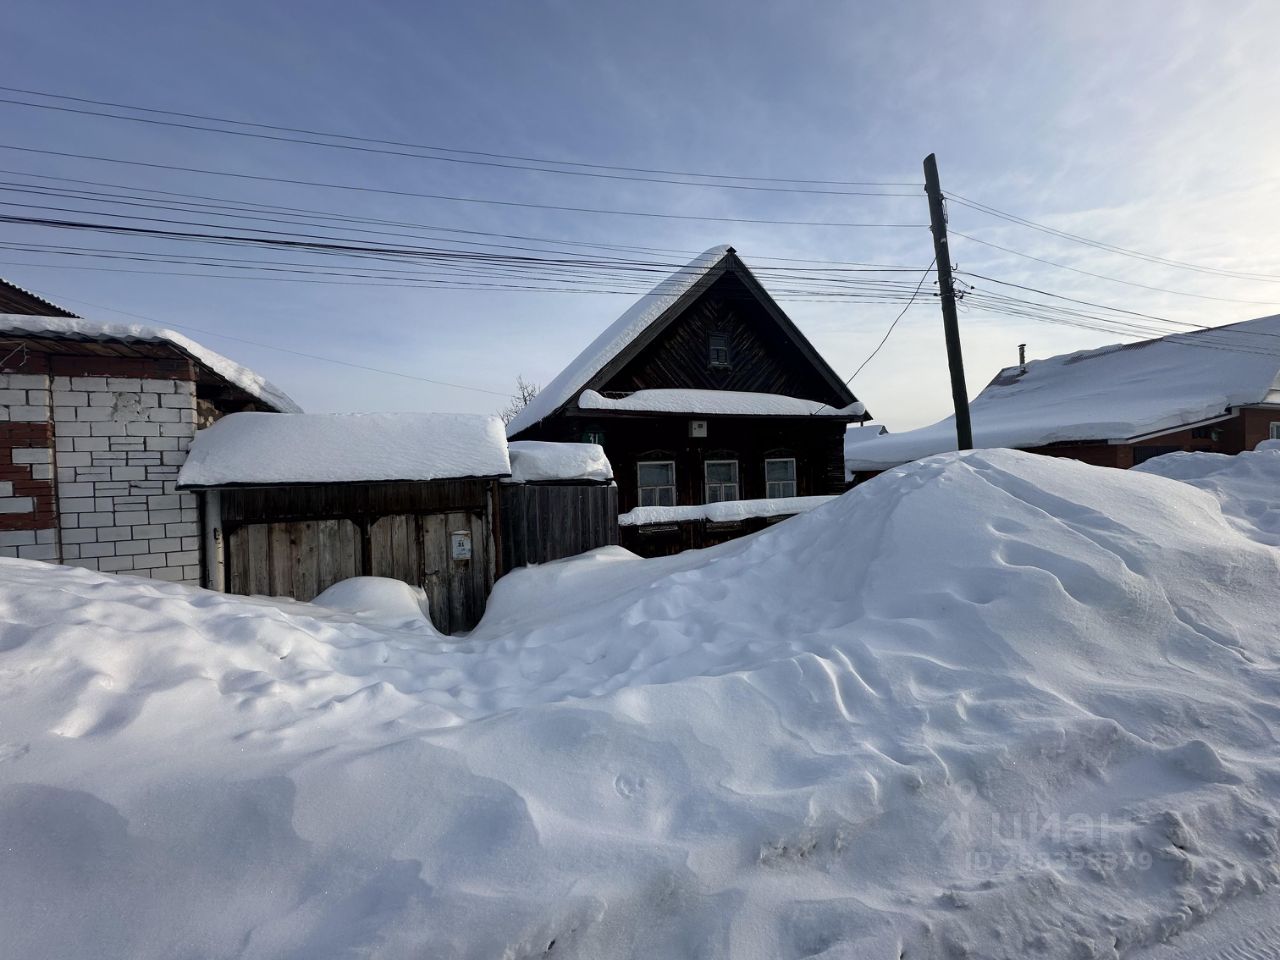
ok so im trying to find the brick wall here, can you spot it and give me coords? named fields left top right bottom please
left=52, top=375, right=201, bottom=583
left=0, top=372, right=59, bottom=560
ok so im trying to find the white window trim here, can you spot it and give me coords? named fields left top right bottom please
left=709, top=332, right=731, bottom=367
left=1271, top=421, right=1280, bottom=441
left=704, top=459, right=740, bottom=503
left=637, top=460, right=676, bottom=507
left=765, top=457, right=797, bottom=499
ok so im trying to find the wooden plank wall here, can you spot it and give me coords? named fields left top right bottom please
left=496, top=483, right=618, bottom=574
left=221, top=479, right=498, bottom=634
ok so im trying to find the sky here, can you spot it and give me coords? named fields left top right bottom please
left=5, top=0, right=1280, bottom=431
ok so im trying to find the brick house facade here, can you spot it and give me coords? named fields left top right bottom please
left=0, top=305, right=298, bottom=583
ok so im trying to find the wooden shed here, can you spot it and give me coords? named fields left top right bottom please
left=178, top=413, right=617, bottom=633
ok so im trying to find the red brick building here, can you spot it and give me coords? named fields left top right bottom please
left=846, top=315, right=1280, bottom=480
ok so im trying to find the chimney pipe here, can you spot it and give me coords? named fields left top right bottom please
left=1018, top=343, right=1027, bottom=372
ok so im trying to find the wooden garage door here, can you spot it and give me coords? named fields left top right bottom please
left=368, top=510, right=492, bottom=634
left=227, top=518, right=362, bottom=601
left=225, top=511, right=493, bottom=634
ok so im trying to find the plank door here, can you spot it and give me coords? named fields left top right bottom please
left=368, top=511, right=493, bottom=634
left=226, top=518, right=362, bottom=601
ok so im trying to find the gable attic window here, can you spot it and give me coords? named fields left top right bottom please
left=765, top=458, right=797, bottom=498
left=705, top=460, right=739, bottom=502
left=638, top=460, right=676, bottom=507
left=709, top=333, right=731, bottom=368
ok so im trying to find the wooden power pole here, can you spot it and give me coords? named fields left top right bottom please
left=923, top=153, right=973, bottom=451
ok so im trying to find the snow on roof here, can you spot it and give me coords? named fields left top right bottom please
left=846, top=314, right=1280, bottom=471
left=579, top=388, right=864, bottom=418
left=506, top=440, right=613, bottom=483
left=619, top=494, right=836, bottom=526
left=506, top=245, right=732, bottom=435
left=177, top=412, right=510, bottom=487
left=0, top=313, right=300, bottom=413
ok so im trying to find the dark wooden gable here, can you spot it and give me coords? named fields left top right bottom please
left=583, top=251, right=858, bottom=411
left=598, top=268, right=848, bottom=405
left=0, top=278, right=78, bottom=317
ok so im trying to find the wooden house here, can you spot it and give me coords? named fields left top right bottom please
left=845, top=315, right=1280, bottom=479
left=506, top=246, right=869, bottom=555
left=177, top=413, right=616, bottom=633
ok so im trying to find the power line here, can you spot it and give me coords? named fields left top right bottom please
left=948, top=192, right=1280, bottom=283
left=950, top=230, right=1280, bottom=307
left=955, top=269, right=1280, bottom=341
left=845, top=259, right=936, bottom=382
left=10, top=282, right=515, bottom=398
left=0, top=144, right=929, bottom=229
left=0, top=84, right=921, bottom=189
left=0, top=95, right=920, bottom=198
left=0, top=169, right=926, bottom=270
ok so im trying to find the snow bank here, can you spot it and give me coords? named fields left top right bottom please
left=506, top=246, right=731, bottom=434
left=579, top=387, right=864, bottom=417
left=1135, top=439, right=1280, bottom=546
left=3, top=449, right=1280, bottom=959
left=0, top=312, right=301, bottom=413
left=619, top=494, right=835, bottom=526
left=177, top=411, right=511, bottom=487
left=311, top=576, right=436, bottom=630
left=847, top=314, right=1280, bottom=470
left=506, top=440, right=612, bottom=483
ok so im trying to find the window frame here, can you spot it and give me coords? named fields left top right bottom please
left=637, top=459, right=677, bottom=507
left=708, top=332, right=731, bottom=368
left=704, top=459, right=740, bottom=503
left=764, top=457, right=797, bottom=499
left=1271, top=421, right=1280, bottom=441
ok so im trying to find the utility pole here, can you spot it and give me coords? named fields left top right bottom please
left=923, top=153, right=973, bottom=450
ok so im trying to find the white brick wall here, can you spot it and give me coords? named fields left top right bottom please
left=52, top=376, right=201, bottom=584
left=0, top=373, right=53, bottom=557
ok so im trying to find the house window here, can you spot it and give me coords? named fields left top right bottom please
left=705, top=460, right=739, bottom=502
left=1271, top=422, right=1280, bottom=441
left=638, top=460, right=676, bottom=507
left=709, top=333, right=730, bottom=368
left=765, top=458, right=797, bottom=498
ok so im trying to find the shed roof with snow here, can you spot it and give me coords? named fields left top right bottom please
left=0, top=313, right=300, bottom=413
left=506, top=441, right=612, bottom=484
left=846, top=315, right=1280, bottom=472
left=177, top=412, right=512, bottom=488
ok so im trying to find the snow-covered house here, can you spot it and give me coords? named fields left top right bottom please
left=0, top=308, right=298, bottom=581
left=846, top=315, right=1280, bottom=479
left=177, top=414, right=616, bottom=632
left=507, top=246, right=869, bottom=555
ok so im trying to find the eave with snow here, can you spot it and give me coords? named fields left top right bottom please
left=0, top=312, right=300, bottom=415
left=508, top=246, right=867, bottom=556
left=846, top=314, right=1280, bottom=476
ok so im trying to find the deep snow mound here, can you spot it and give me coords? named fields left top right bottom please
left=0, top=449, right=1278, bottom=960
left=1135, top=439, right=1280, bottom=547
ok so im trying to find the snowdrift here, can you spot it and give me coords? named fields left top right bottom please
left=1, top=448, right=1279, bottom=959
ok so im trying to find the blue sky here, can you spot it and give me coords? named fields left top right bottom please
left=5, top=0, right=1279, bottom=429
